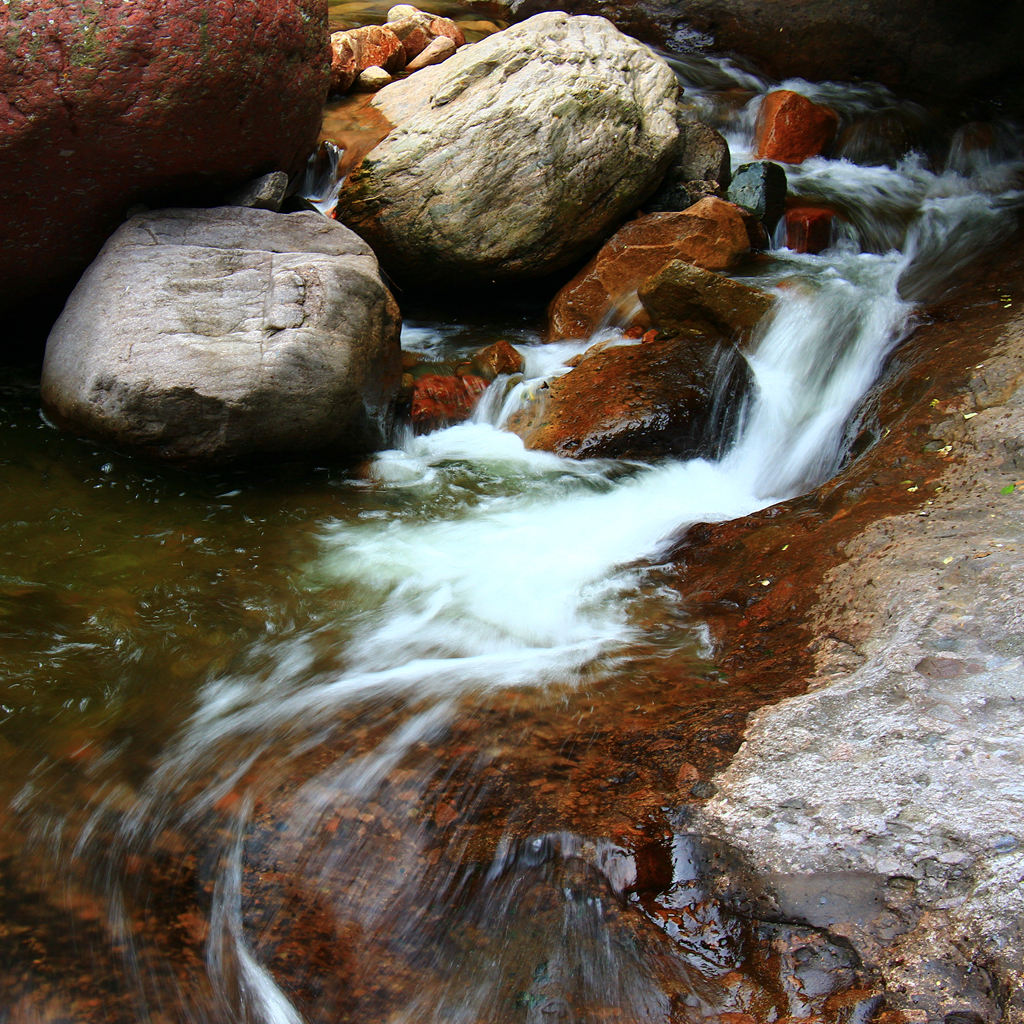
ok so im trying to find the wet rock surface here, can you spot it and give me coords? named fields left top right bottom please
left=675, top=233, right=1024, bottom=1021
left=505, top=334, right=750, bottom=460
left=547, top=199, right=765, bottom=340
left=638, top=260, right=776, bottom=341
left=754, top=90, right=840, bottom=166
left=0, top=0, right=329, bottom=332
left=336, top=12, right=680, bottom=286
left=41, top=207, right=402, bottom=464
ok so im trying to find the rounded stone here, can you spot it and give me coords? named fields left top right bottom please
left=41, top=208, right=402, bottom=464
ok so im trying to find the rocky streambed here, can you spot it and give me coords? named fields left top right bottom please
left=2, top=2, right=1024, bottom=1023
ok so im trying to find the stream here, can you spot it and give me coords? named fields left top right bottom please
left=2, top=8, right=1024, bottom=1024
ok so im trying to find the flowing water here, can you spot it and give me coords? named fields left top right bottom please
left=2, top=16, right=1023, bottom=1024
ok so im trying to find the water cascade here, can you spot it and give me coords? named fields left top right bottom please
left=2, top=30, right=1023, bottom=1024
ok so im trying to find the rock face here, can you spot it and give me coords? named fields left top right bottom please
left=753, top=90, right=839, bottom=165
left=40, top=208, right=402, bottom=464
left=0, top=0, right=330, bottom=327
left=336, top=13, right=680, bottom=286
left=547, top=198, right=765, bottom=340
left=499, top=0, right=1024, bottom=105
left=505, top=335, right=750, bottom=460
left=638, top=260, right=775, bottom=339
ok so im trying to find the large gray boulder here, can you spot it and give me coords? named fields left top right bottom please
left=41, top=208, right=402, bottom=464
left=336, top=12, right=680, bottom=286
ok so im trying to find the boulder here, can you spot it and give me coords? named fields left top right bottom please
left=499, top=0, right=1024, bottom=105
left=504, top=335, right=751, bottom=460
left=356, top=67, right=395, bottom=91
left=547, top=197, right=766, bottom=340
left=0, top=0, right=329, bottom=330
left=645, top=178, right=722, bottom=215
left=335, top=13, right=680, bottom=286
left=40, top=208, right=402, bottom=464
left=753, top=90, right=839, bottom=165
left=638, top=261, right=775, bottom=339
left=726, top=162, right=788, bottom=234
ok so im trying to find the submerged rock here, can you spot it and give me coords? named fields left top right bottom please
left=754, top=90, right=840, bottom=165
left=336, top=12, right=679, bottom=286
left=505, top=335, right=750, bottom=460
left=547, top=198, right=766, bottom=340
left=0, top=0, right=329, bottom=329
left=41, top=208, right=402, bottom=464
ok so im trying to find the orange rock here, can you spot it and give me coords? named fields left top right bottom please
left=411, top=373, right=489, bottom=432
left=754, top=89, right=839, bottom=164
left=406, top=35, right=457, bottom=72
left=428, top=16, right=466, bottom=47
left=547, top=197, right=765, bottom=340
left=785, top=205, right=836, bottom=254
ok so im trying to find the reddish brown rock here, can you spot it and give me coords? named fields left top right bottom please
left=329, top=33, right=358, bottom=93
left=754, top=90, right=839, bottom=165
left=547, top=198, right=766, bottom=340
left=330, top=25, right=407, bottom=85
left=470, top=340, right=525, bottom=380
left=427, top=16, right=466, bottom=47
left=784, top=206, right=836, bottom=254
left=385, top=17, right=435, bottom=62
left=0, top=0, right=330, bottom=332
left=638, top=260, right=775, bottom=339
left=505, top=335, right=750, bottom=460
left=411, top=373, right=489, bottom=432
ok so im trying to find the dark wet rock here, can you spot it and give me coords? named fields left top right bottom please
left=754, top=90, right=839, bottom=165
left=40, top=207, right=402, bottom=464
left=490, top=0, right=1024, bottom=106
left=835, top=111, right=922, bottom=168
left=638, top=260, right=775, bottom=340
left=727, top=161, right=788, bottom=234
left=645, top=178, right=723, bottom=214
left=0, top=0, right=329, bottom=331
left=504, top=334, right=750, bottom=460
left=547, top=198, right=766, bottom=340
left=646, top=121, right=731, bottom=213
left=785, top=205, right=838, bottom=254
left=336, top=13, right=679, bottom=287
